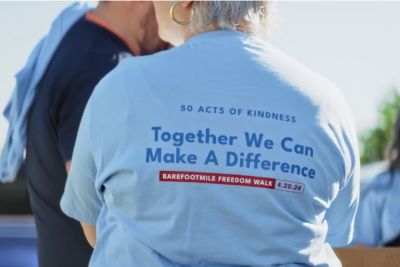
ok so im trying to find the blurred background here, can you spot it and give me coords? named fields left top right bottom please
left=0, top=1, right=399, bottom=267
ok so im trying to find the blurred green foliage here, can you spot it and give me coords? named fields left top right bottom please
left=360, top=89, right=400, bottom=164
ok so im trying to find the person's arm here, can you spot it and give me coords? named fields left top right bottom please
left=57, top=70, right=114, bottom=248
left=325, top=169, right=360, bottom=247
left=56, top=70, right=111, bottom=168
left=61, top=61, right=133, bottom=250
left=60, top=93, right=102, bottom=247
left=81, top=222, right=97, bottom=248
left=65, top=161, right=71, bottom=173
left=325, top=106, right=361, bottom=247
left=60, top=67, right=129, bottom=249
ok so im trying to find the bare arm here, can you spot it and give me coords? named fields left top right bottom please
left=81, top=222, right=97, bottom=248
left=66, top=160, right=71, bottom=173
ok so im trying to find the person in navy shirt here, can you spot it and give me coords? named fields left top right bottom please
left=25, top=2, right=168, bottom=267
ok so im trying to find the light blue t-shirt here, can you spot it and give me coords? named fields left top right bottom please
left=353, top=170, right=400, bottom=246
left=61, top=30, right=360, bottom=267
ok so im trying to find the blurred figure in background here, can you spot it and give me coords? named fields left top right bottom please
left=1, top=1, right=168, bottom=267
left=354, top=111, right=400, bottom=247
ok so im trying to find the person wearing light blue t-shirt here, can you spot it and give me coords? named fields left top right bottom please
left=61, top=1, right=360, bottom=266
left=354, top=112, right=400, bottom=247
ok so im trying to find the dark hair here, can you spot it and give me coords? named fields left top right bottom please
left=386, top=110, right=400, bottom=174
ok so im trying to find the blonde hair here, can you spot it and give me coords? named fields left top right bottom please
left=190, top=1, right=269, bottom=35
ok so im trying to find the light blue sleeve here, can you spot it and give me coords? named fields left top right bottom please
left=60, top=96, right=102, bottom=224
left=325, top=117, right=360, bottom=247
left=326, top=168, right=360, bottom=247
left=60, top=63, right=133, bottom=224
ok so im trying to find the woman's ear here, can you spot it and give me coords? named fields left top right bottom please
left=182, top=1, right=194, bottom=9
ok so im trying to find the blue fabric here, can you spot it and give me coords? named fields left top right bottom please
left=0, top=2, right=91, bottom=183
left=353, top=170, right=400, bottom=246
left=61, top=30, right=360, bottom=267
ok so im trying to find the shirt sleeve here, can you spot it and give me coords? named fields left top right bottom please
left=326, top=166, right=360, bottom=247
left=60, top=63, right=131, bottom=224
left=60, top=95, right=102, bottom=224
left=56, top=68, right=115, bottom=163
left=325, top=114, right=361, bottom=247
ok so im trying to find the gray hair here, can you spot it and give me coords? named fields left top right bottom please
left=191, top=1, right=269, bottom=35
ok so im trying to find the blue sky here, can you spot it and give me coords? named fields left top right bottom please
left=0, top=1, right=400, bottom=148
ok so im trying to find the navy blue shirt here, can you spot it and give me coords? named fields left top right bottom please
left=25, top=15, right=130, bottom=267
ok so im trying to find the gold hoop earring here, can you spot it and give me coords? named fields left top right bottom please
left=169, top=2, right=194, bottom=26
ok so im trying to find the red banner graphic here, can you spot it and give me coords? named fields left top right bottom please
left=159, top=170, right=304, bottom=194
